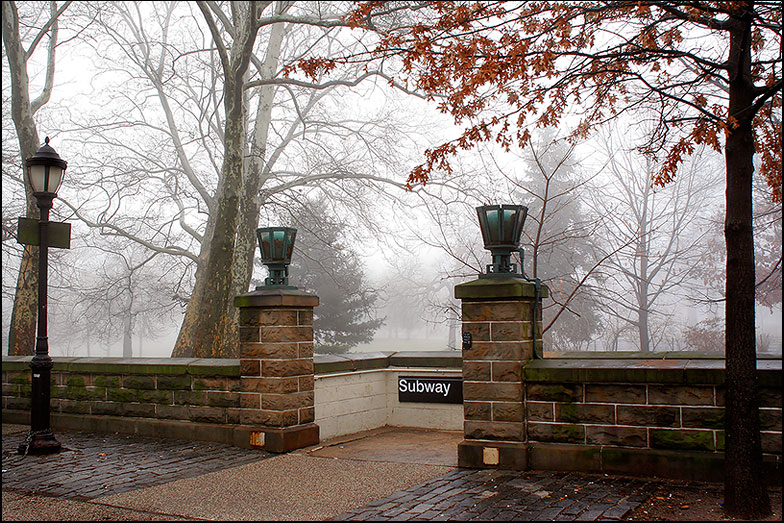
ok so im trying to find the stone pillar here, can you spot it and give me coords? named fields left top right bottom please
left=234, top=288, right=319, bottom=453
left=455, top=277, right=548, bottom=469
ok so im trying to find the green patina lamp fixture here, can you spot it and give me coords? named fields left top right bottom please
left=256, top=226, right=297, bottom=289
left=476, top=204, right=528, bottom=277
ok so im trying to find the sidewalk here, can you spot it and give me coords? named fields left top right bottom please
left=2, top=423, right=658, bottom=521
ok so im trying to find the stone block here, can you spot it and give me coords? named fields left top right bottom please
left=240, top=359, right=261, bottom=377
left=188, top=405, right=227, bottom=424
left=122, top=375, right=156, bottom=390
left=242, top=342, right=299, bottom=359
left=91, top=401, right=123, bottom=416
left=138, top=389, right=174, bottom=404
left=617, top=405, right=679, bottom=428
left=650, top=429, right=714, bottom=451
left=298, top=310, right=314, bottom=325
left=192, top=377, right=237, bottom=391
left=464, top=342, right=526, bottom=361
left=299, top=406, right=315, bottom=424
left=240, top=408, right=298, bottom=427
left=648, top=385, right=714, bottom=406
left=262, top=358, right=313, bottom=378
left=174, top=390, right=208, bottom=406
left=239, top=326, right=261, bottom=343
left=464, top=420, right=524, bottom=441
left=462, top=301, right=530, bottom=322
left=492, top=361, right=522, bottom=382
left=57, top=399, right=91, bottom=415
left=107, top=388, right=138, bottom=403
left=464, top=401, right=491, bottom=420
left=463, top=381, right=522, bottom=402
left=261, top=326, right=312, bottom=343
left=122, top=402, right=156, bottom=418
left=207, top=391, right=240, bottom=408
left=527, top=422, right=585, bottom=444
left=528, top=442, right=602, bottom=472
left=297, top=342, right=314, bottom=358
left=261, top=391, right=314, bottom=411
left=585, top=384, right=646, bottom=404
left=681, top=407, right=725, bottom=429
left=299, top=375, right=314, bottom=392
left=92, top=376, right=120, bottom=388
left=526, top=383, right=582, bottom=402
left=239, top=392, right=260, bottom=409
left=241, top=376, right=299, bottom=394
left=5, top=397, right=31, bottom=410
left=761, top=432, right=781, bottom=454
left=759, top=408, right=782, bottom=431
left=463, top=361, right=491, bottom=381
left=556, top=403, right=615, bottom=424
left=586, top=426, right=647, bottom=447
left=760, top=387, right=782, bottom=408
left=65, top=375, right=87, bottom=387
left=490, top=322, right=525, bottom=341
left=462, top=322, right=490, bottom=342
left=155, top=404, right=190, bottom=420
left=526, top=402, right=554, bottom=421
left=157, top=375, right=191, bottom=390
left=493, top=402, right=523, bottom=422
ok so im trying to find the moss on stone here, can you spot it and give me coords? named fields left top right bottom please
left=650, top=429, right=714, bottom=451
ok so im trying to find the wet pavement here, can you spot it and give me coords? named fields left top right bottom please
left=2, top=424, right=659, bottom=521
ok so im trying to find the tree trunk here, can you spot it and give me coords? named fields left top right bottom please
left=171, top=1, right=259, bottom=358
left=722, top=6, right=770, bottom=518
left=2, top=1, right=42, bottom=356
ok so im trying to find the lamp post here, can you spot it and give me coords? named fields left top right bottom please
left=256, top=227, right=298, bottom=289
left=19, top=137, right=66, bottom=455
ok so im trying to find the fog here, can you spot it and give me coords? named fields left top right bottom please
left=3, top=2, right=781, bottom=360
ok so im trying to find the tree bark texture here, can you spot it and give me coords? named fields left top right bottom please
left=722, top=5, right=770, bottom=517
left=3, top=0, right=42, bottom=356
left=172, top=1, right=259, bottom=358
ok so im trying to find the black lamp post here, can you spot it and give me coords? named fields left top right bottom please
left=476, top=204, right=528, bottom=277
left=256, top=227, right=297, bottom=289
left=19, top=137, right=66, bottom=455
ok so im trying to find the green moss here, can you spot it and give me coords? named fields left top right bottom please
left=93, top=376, right=120, bottom=388
left=65, top=375, right=86, bottom=387
left=123, top=376, right=155, bottom=390
left=138, top=389, right=172, bottom=404
left=107, top=388, right=138, bottom=403
left=651, top=429, right=714, bottom=451
left=157, top=375, right=191, bottom=390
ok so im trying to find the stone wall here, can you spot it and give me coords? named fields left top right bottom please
left=2, top=352, right=463, bottom=445
left=459, top=354, right=782, bottom=482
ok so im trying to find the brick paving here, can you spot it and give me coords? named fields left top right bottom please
left=2, top=427, right=271, bottom=500
left=3, top=426, right=658, bottom=521
left=332, top=469, right=657, bottom=521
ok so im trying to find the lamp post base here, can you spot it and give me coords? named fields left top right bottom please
left=17, top=430, right=62, bottom=455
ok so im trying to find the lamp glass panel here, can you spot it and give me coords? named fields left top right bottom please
left=503, top=208, right=518, bottom=243
left=486, top=208, right=500, bottom=243
left=285, top=230, right=296, bottom=260
left=47, top=165, right=64, bottom=193
left=259, top=230, right=272, bottom=260
left=28, top=165, right=47, bottom=193
left=272, top=230, right=286, bottom=261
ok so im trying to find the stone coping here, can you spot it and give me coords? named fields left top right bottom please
left=4, top=352, right=780, bottom=384
left=524, top=357, right=781, bottom=386
left=1, top=357, right=240, bottom=376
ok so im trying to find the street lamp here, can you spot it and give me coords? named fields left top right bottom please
left=256, top=227, right=297, bottom=289
left=476, top=204, right=528, bottom=277
left=18, top=137, right=66, bottom=455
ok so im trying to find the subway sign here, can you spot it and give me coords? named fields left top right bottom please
left=398, top=376, right=463, bottom=404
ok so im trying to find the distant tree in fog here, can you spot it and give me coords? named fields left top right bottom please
left=282, top=197, right=383, bottom=355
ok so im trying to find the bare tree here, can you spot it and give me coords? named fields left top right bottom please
left=2, top=0, right=72, bottom=355
left=587, top=123, right=723, bottom=352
